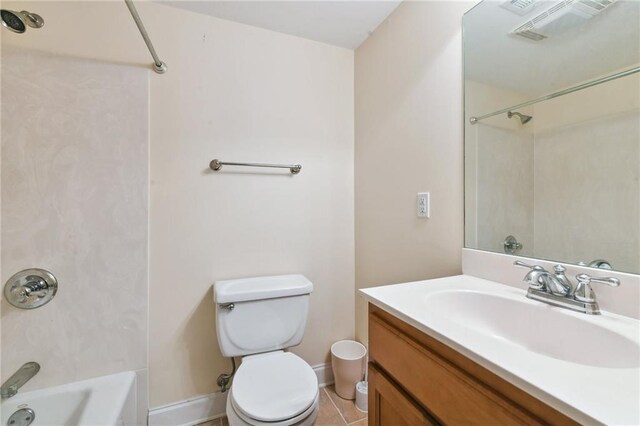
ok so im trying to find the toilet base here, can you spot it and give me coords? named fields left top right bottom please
left=226, top=387, right=319, bottom=426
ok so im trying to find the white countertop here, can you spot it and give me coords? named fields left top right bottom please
left=359, top=275, right=640, bottom=425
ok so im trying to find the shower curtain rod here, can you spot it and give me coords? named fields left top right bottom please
left=125, top=0, right=167, bottom=74
left=469, top=65, right=640, bottom=125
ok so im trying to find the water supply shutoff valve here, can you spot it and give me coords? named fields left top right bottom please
left=217, top=356, right=237, bottom=392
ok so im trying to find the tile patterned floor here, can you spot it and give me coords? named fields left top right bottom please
left=198, top=385, right=367, bottom=426
left=199, top=417, right=229, bottom=426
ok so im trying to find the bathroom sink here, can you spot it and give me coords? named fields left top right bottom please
left=360, top=274, right=640, bottom=425
left=423, top=289, right=640, bottom=368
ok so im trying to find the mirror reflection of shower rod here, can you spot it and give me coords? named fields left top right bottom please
left=469, top=66, right=640, bottom=125
left=124, top=0, right=167, bottom=74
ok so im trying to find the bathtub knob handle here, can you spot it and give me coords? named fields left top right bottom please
left=4, top=268, right=58, bottom=309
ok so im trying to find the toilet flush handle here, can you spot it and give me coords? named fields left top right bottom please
left=219, top=303, right=234, bottom=311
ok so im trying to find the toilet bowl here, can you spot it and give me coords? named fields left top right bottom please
left=226, top=352, right=319, bottom=426
left=212, top=275, right=317, bottom=426
left=227, top=393, right=319, bottom=426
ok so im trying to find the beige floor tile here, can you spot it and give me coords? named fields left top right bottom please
left=324, top=386, right=368, bottom=424
left=198, top=417, right=226, bottom=426
left=198, top=388, right=352, bottom=426
left=349, top=419, right=368, bottom=426
left=197, top=420, right=218, bottom=426
left=316, top=387, right=347, bottom=425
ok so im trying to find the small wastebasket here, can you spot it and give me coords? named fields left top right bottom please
left=331, top=340, right=367, bottom=400
left=355, top=380, right=368, bottom=412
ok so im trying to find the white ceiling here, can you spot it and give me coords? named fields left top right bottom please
left=464, top=0, right=640, bottom=96
left=159, top=1, right=402, bottom=49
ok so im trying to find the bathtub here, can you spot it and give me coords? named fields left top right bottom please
left=0, top=371, right=136, bottom=426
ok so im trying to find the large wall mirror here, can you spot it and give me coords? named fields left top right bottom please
left=463, top=0, right=640, bottom=274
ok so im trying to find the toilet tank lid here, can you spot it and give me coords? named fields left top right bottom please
left=214, top=274, right=313, bottom=304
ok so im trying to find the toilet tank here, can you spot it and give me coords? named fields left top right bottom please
left=213, top=274, right=313, bottom=357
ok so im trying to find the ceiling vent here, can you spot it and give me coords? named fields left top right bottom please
left=500, top=0, right=539, bottom=16
left=511, top=0, right=618, bottom=41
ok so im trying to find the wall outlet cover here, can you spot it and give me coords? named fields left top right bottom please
left=417, top=192, right=430, bottom=218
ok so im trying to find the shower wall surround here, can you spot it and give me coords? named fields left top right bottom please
left=464, top=80, right=532, bottom=250
left=534, top=112, right=639, bottom=272
left=475, top=125, right=534, bottom=256
left=1, top=48, right=149, bottom=390
left=466, top=73, right=640, bottom=272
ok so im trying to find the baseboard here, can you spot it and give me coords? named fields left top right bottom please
left=148, top=391, right=227, bottom=426
left=148, top=363, right=333, bottom=426
left=313, top=362, right=335, bottom=388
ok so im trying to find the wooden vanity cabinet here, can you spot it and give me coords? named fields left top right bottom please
left=369, top=364, right=438, bottom=426
left=367, top=304, right=578, bottom=426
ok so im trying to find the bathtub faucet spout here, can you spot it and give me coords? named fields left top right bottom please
left=1, top=362, right=40, bottom=399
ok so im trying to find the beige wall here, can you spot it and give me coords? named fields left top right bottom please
left=1, top=1, right=355, bottom=409
left=1, top=0, right=491, bottom=410
left=147, top=4, right=354, bottom=408
left=1, top=47, right=148, bottom=391
left=354, top=1, right=471, bottom=343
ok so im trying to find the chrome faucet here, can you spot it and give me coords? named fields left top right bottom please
left=514, top=261, right=620, bottom=315
left=1, top=362, right=40, bottom=399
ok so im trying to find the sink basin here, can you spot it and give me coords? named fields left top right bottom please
left=360, top=274, right=640, bottom=425
left=424, top=290, right=640, bottom=369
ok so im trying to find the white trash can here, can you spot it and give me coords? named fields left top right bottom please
left=331, top=340, right=367, bottom=400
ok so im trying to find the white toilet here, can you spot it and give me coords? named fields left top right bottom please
left=213, top=274, right=319, bottom=426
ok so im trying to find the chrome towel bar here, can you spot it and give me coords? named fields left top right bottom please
left=209, top=159, right=302, bottom=174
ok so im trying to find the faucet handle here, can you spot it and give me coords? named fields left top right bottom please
left=513, top=261, right=546, bottom=290
left=574, top=274, right=620, bottom=303
left=513, top=260, right=545, bottom=271
left=553, top=265, right=566, bottom=274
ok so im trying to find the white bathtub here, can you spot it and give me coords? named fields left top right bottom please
left=0, top=371, right=136, bottom=426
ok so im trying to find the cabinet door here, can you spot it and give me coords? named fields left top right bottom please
left=369, top=364, right=437, bottom=426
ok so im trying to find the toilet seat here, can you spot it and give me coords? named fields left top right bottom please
left=229, top=388, right=319, bottom=426
left=230, top=351, right=318, bottom=424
